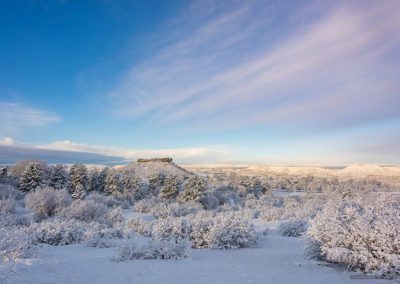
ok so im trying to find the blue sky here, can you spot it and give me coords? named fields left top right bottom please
left=0, top=0, right=399, bottom=165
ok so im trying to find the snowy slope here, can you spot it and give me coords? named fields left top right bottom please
left=117, top=161, right=193, bottom=179
left=336, top=164, right=400, bottom=177
left=10, top=227, right=388, bottom=284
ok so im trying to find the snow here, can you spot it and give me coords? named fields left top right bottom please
left=9, top=225, right=389, bottom=284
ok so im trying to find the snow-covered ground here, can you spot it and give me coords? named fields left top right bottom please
left=9, top=223, right=388, bottom=284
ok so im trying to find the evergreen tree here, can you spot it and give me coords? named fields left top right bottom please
left=47, top=164, right=68, bottom=190
left=148, top=172, right=166, bottom=196
left=178, top=175, right=207, bottom=203
left=104, top=169, right=122, bottom=196
left=159, top=174, right=180, bottom=200
left=122, top=171, right=144, bottom=200
left=88, top=169, right=101, bottom=192
left=98, top=167, right=110, bottom=193
left=19, top=162, right=44, bottom=192
left=69, top=163, right=88, bottom=199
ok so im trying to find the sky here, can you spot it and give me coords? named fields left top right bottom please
left=0, top=0, right=399, bottom=165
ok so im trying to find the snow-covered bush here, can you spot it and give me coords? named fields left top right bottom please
left=25, top=187, right=71, bottom=220
left=106, top=207, right=124, bottom=225
left=85, top=227, right=124, bottom=248
left=27, top=218, right=88, bottom=245
left=199, top=193, right=219, bottom=210
left=213, top=186, right=241, bottom=206
left=61, top=199, right=108, bottom=223
left=126, top=217, right=152, bottom=236
left=0, top=214, right=29, bottom=228
left=277, top=220, right=308, bottom=237
left=85, top=192, right=124, bottom=208
left=259, top=206, right=283, bottom=222
left=151, top=202, right=202, bottom=219
left=0, top=199, right=15, bottom=215
left=0, top=184, right=23, bottom=201
left=0, top=227, right=33, bottom=262
left=133, top=197, right=159, bottom=213
left=151, top=217, right=191, bottom=241
left=114, top=238, right=190, bottom=261
left=204, top=214, right=256, bottom=249
left=26, top=217, right=125, bottom=247
left=307, top=193, right=400, bottom=277
left=147, top=211, right=256, bottom=250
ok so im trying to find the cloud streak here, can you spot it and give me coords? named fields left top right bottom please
left=0, top=102, right=61, bottom=136
left=0, top=138, right=229, bottom=164
left=108, top=0, right=400, bottom=133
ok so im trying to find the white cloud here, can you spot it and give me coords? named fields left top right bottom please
left=0, top=137, right=14, bottom=146
left=36, top=140, right=229, bottom=162
left=108, top=0, right=400, bottom=132
left=0, top=102, right=61, bottom=136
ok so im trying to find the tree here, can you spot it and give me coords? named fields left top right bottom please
left=69, top=163, right=88, bottom=199
left=104, top=169, right=122, bottom=196
left=148, top=172, right=166, bottom=196
left=19, top=162, right=44, bottom=192
left=122, top=171, right=144, bottom=200
left=47, top=164, right=68, bottom=190
left=178, top=176, right=207, bottom=203
left=159, top=174, right=180, bottom=200
left=98, top=167, right=110, bottom=193
left=88, top=169, right=101, bottom=192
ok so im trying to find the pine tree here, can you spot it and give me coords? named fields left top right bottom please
left=98, top=167, right=109, bottom=193
left=104, top=169, right=122, bottom=196
left=122, top=171, right=144, bottom=200
left=178, top=176, right=207, bottom=203
left=159, top=174, right=180, bottom=200
left=148, top=172, right=166, bottom=196
left=47, top=164, right=68, bottom=190
left=19, top=162, right=44, bottom=192
left=88, top=169, right=101, bottom=192
left=69, top=163, right=88, bottom=199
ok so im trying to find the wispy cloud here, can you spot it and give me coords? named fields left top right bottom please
left=108, top=0, right=400, bottom=133
left=0, top=102, right=61, bottom=136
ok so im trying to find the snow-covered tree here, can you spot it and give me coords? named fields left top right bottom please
left=47, top=164, right=68, bottom=190
left=69, top=163, right=88, bottom=199
left=88, top=169, right=101, bottom=192
left=19, top=162, right=44, bottom=192
left=159, top=174, right=180, bottom=200
left=98, top=167, right=110, bottom=193
left=121, top=171, right=145, bottom=200
left=148, top=172, right=166, bottom=196
left=177, top=176, right=207, bottom=203
left=104, top=169, right=122, bottom=196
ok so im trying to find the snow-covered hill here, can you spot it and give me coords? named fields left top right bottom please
left=116, top=160, right=193, bottom=179
left=336, top=164, right=400, bottom=177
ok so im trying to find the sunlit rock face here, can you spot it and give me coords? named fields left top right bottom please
left=137, top=158, right=173, bottom=164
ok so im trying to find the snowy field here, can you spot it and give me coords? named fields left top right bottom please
left=10, top=224, right=388, bottom=284
left=1, top=161, right=399, bottom=283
